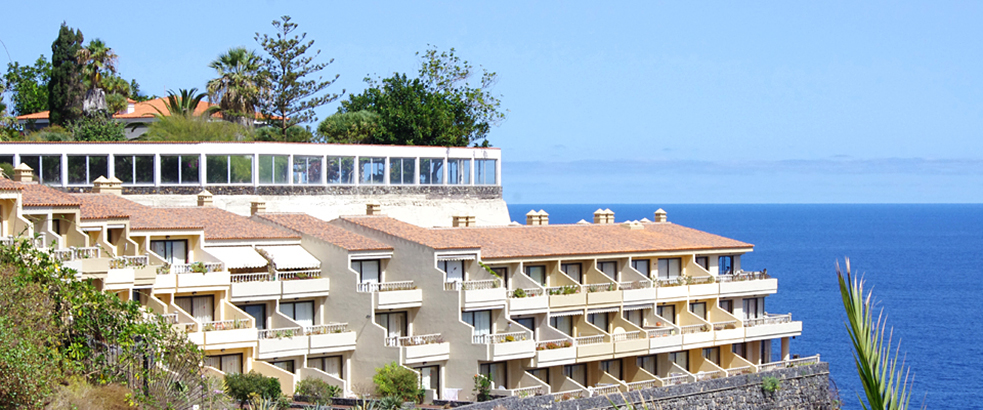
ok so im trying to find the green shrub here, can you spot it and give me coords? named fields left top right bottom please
left=296, top=377, right=342, bottom=404
left=473, top=373, right=492, bottom=402
left=372, top=362, right=423, bottom=403
left=761, top=376, right=781, bottom=393
left=225, top=371, right=282, bottom=407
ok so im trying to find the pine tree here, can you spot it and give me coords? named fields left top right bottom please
left=48, top=23, right=85, bottom=126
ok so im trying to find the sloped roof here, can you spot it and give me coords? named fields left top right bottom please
left=16, top=97, right=269, bottom=121
left=339, top=215, right=753, bottom=259
left=74, top=193, right=149, bottom=220
left=133, top=206, right=299, bottom=241
left=256, top=213, right=392, bottom=252
left=0, top=178, right=24, bottom=191
left=20, top=184, right=82, bottom=207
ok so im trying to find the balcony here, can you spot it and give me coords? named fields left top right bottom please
left=585, top=283, right=622, bottom=306
left=654, top=278, right=689, bottom=301
left=679, top=324, right=714, bottom=348
left=385, top=333, right=450, bottom=364
left=743, top=313, right=803, bottom=341
left=279, top=269, right=330, bottom=298
left=687, top=276, right=718, bottom=299
left=547, top=285, right=586, bottom=309
left=104, top=256, right=151, bottom=290
left=619, top=281, right=656, bottom=304
left=446, top=280, right=507, bottom=310
left=644, top=326, right=683, bottom=353
left=612, top=330, right=648, bottom=357
left=258, top=326, right=308, bottom=359
left=201, top=317, right=258, bottom=349
left=711, top=320, right=743, bottom=344
left=55, top=246, right=107, bottom=273
left=718, top=270, right=778, bottom=297
left=155, top=262, right=230, bottom=291
left=508, top=288, right=548, bottom=315
left=534, top=338, right=576, bottom=367
left=575, top=333, right=613, bottom=362
left=757, top=354, right=821, bottom=371
left=308, top=323, right=357, bottom=354
left=473, top=330, right=536, bottom=361
left=358, top=281, right=423, bottom=309
left=230, top=270, right=330, bottom=302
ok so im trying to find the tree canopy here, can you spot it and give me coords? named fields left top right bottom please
left=3, top=55, right=51, bottom=117
left=207, top=47, right=263, bottom=127
left=48, top=23, right=85, bottom=126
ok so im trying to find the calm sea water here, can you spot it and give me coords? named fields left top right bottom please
left=507, top=204, right=983, bottom=410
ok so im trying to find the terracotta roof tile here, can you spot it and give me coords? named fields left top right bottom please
left=0, top=178, right=24, bottom=191
left=340, top=216, right=752, bottom=259
left=17, top=97, right=269, bottom=121
left=133, top=207, right=299, bottom=241
left=21, top=184, right=82, bottom=207
left=256, top=213, right=392, bottom=252
left=73, top=193, right=149, bottom=220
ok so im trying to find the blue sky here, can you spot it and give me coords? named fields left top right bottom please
left=2, top=1, right=981, bottom=203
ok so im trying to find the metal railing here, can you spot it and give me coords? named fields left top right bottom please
left=357, top=280, right=416, bottom=293
left=712, top=320, right=739, bottom=331
left=231, top=272, right=273, bottom=283
left=200, top=318, right=252, bottom=332
left=306, top=323, right=349, bottom=335
left=694, top=370, right=724, bottom=381
left=574, top=335, right=605, bottom=345
left=744, top=313, right=792, bottom=327
left=679, top=324, right=708, bottom=334
left=472, top=331, right=529, bottom=344
left=109, top=255, right=149, bottom=269
left=759, top=354, right=821, bottom=371
left=444, top=279, right=500, bottom=291
left=171, top=262, right=225, bottom=274
left=662, top=373, right=690, bottom=386
left=384, top=333, right=444, bottom=347
left=259, top=327, right=304, bottom=339
left=585, top=283, right=618, bottom=293
left=612, top=331, right=643, bottom=342
left=276, top=269, right=321, bottom=280
left=509, top=288, right=544, bottom=298
left=590, top=384, right=621, bottom=396
left=626, top=380, right=659, bottom=391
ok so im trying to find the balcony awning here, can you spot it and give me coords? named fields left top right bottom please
left=204, top=247, right=268, bottom=269
left=587, top=307, right=620, bottom=314
left=549, top=310, right=584, bottom=318
left=437, top=254, right=476, bottom=261
left=621, top=304, right=653, bottom=312
left=258, top=245, right=320, bottom=270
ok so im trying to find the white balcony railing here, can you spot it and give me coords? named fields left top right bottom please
left=758, top=354, right=821, bottom=371
left=626, top=380, right=658, bottom=391
left=712, top=320, right=739, bottom=331
left=546, top=285, right=581, bottom=295
left=509, top=288, right=544, bottom=298
left=384, top=333, right=444, bottom=347
left=726, top=366, right=755, bottom=376
left=744, top=313, right=792, bottom=327
left=472, top=331, right=530, bottom=344
left=694, top=370, right=724, bottom=381
left=231, top=272, right=274, bottom=283
left=444, top=279, right=500, bottom=291
left=574, top=335, right=605, bottom=345
left=662, top=373, right=690, bottom=386
left=259, top=327, right=304, bottom=339
left=306, top=323, right=348, bottom=335
left=716, top=270, right=770, bottom=282
left=33, top=233, right=47, bottom=249
left=644, top=327, right=676, bottom=338
left=276, top=269, right=321, bottom=280
left=590, top=384, right=621, bottom=396
left=509, top=386, right=544, bottom=397
left=171, top=262, right=225, bottom=274
left=161, top=313, right=178, bottom=324
left=357, top=280, right=416, bottom=293
left=551, top=389, right=587, bottom=400
left=680, top=324, right=709, bottom=334
left=585, top=283, right=618, bottom=293
left=617, top=281, right=651, bottom=290
left=109, top=255, right=149, bottom=269
left=612, top=331, right=643, bottom=342
left=201, top=318, right=252, bottom=332
left=52, top=246, right=102, bottom=262
left=536, top=339, right=574, bottom=350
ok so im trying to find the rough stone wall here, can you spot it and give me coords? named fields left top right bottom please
left=457, top=363, right=832, bottom=410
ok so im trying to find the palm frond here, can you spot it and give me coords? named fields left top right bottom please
left=836, top=258, right=915, bottom=410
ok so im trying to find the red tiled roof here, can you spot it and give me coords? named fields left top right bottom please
left=256, top=213, right=392, bottom=252
left=340, top=216, right=752, bottom=259
left=74, top=193, right=149, bottom=220
left=16, top=97, right=270, bottom=121
left=132, top=207, right=299, bottom=241
left=0, top=178, right=24, bottom=191
left=21, top=184, right=82, bottom=207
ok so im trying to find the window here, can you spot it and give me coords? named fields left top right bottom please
left=205, top=354, right=242, bottom=374
left=524, top=265, right=546, bottom=286
left=631, top=259, right=650, bottom=276
left=549, top=316, right=573, bottom=336
left=479, top=362, right=507, bottom=390
left=657, top=258, right=681, bottom=279
left=447, top=158, right=470, bottom=184
left=389, top=157, right=415, bottom=184
left=160, top=155, right=199, bottom=184
left=689, top=301, right=707, bottom=321
left=18, top=155, right=62, bottom=185
left=239, top=304, right=267, bottom=330
left=416, top=365, right=440, bottom=392
left=597, top=261, right=617, bottom=280
left=375, top=311, right=407, bottom=337
left=114, top=155, right=154, bottom=185
left=732, top=343, right=747, bottom=359
left=463, top=310, right=492, bottom=336
left=668, top=351, right=689, bottom=372
left=326, top=156, right=354, bottom=184
left=419, top=158, right=443, bottom=184
left=515, top=317, right=535, bottom=333
left=492, top=267, right=508, bottom=287
left=0, top=155, right=12, bottom=168
left=474, top=159, right=496, bottom=185
left=272, top=360, right=295, bottom=373
left=258, top=155, right=289, bottom=184
left=743, top=297, right=764, bottom=320
left=702, top=347, right=720, bottom=366
left=174, top=295, right=214, bottom=323
left=529, top=368, right=549, bottom=385
left=561, top=263, right=583, bottom=283
left=637, top=355, right=657, bottom=375
left=718, top=256, right=734, bottom=275
left=587, top=312, right=610, bottom=332
left=280, top=301, right=315, bottom=327
left=67, top=155, right=107, bottom=184
left=696, top=256, right=709, bottom=271
left=309, top=356, right=343, bottom=379
left=719, top=299, right=733, bottom=314
left=359, top=157, right=385, bottom=184
left=657, top=304, right=676, bottom=325
left=352, top=259, right=381, bottom=284
left=150, top=239, right=188, bottom=264
left=206, top=155, right=252, bottom=184
left=563, top=364, right=587, bottom=386
left=293, top=155, right=322, bottom=184
left=601, top=359, right=622, bottom=380
left=623, top=309, right=643, bottom=327
left=438, top=260, right=465, bottom=282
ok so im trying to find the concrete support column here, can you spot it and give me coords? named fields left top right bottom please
left=781, top=337, right=790, bottom=361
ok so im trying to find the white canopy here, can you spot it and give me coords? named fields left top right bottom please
left=204, top=247, right=268, bottom=270
left=258, top=245, right=321, bottom=270
left=437, top=254, right=477, bottom=261
left=549, top=310, right=585, bottom=318
left=587, top=307, right=621, bottom=314
left=621, top=304, right=653, bottom=312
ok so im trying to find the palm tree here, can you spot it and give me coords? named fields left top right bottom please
left=837, top=259, right=916, bottom=410
left=76, top=39, right=118, bottom=90
left=207, top=47, right=262, bottom=128
left=153, top=88, right=216, bottom=119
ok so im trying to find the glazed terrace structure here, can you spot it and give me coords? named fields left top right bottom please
left=0, top=168, right=809, bottom=402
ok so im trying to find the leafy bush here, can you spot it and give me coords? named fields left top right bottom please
left=372, top=362, right=422, bottom=403
left=761, top=376, right=781, bottom=393
left=224, top=371, right=282, bottom=407
left=67, top=112, right=126, bottom=141
left=473, top=374, right=492, bottom=402
left=295, top=377, right=342, bottom=404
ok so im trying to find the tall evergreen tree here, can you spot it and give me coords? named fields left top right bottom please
left=48, top=23, right=85, bottom=126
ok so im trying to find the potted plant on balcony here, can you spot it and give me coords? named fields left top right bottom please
left=512, top=288, right=527, bottom=298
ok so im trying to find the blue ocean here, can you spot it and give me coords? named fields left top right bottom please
left=507, top=204, right=983, bottom=410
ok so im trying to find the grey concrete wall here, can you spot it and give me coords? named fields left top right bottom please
left=456, top=363, right=833, bottom=410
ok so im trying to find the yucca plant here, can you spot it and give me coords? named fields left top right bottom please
left=837, top=259, right=916, bottom=410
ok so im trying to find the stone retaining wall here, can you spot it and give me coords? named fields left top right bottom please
left=457, top=363, right=833, bottom=410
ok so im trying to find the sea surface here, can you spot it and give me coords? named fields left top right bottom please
left=507, top=204, right=983, bottom=410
